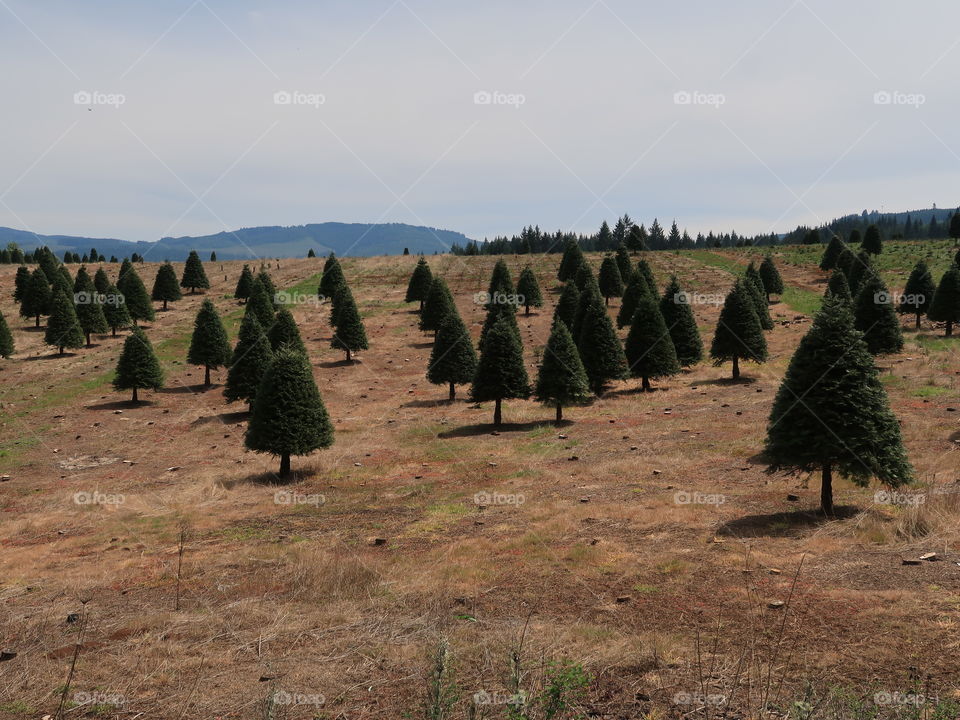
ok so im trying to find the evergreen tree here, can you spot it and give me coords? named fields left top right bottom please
left=862, top=225, right=883, bottom=255
left=54, top=266, right=73, bottom=297
left=187, top=299, right=232, bottom=386
left=224, top=313, right=273, bottom=408
left=257, top=270, right=278, bottom=308
left=234, top=264, right=255, bottom=302
left=478, top=300, right=520, bottom=353
left=245, top=347, right=334, bottom=478
left=265, top=307, right=305, bottom=356
left=949, top=213, right=960, bottom=245
left=759, top=256, right=784, bottom=301
left=927, top=263, right=960, bottom=336
left=405, top=257, right=433, bottom=311
left=20, top=268, right=51, bottom=327
left=0, top=310, right=14, bottom=358
left=486, top=259, right=514, bottom=307
left=572, top=279, right=603, bottom=342
left=596, top=220, right=613, bottom=250
left=847, top=251, right=874, bottom=297
left=36, top=248, right=59, bottom=283
left=636, top=258, right=656, bottom=293
left=44, top=287, right=84, bottom=354
left=151, top=262, right=182, bottom=310
left=625, top=296, right=680, bottom=391
left=819, top=236, right=845, bottom=270
left=853, top=274, right=904, bottom=355
left=319, top=254, right=346, bottom=302
left=420, top=277, right=456, bottom=334
left=577, top=294, right=627, bottom=394
left=825, top=269, right=852, bottom=303
left=898, top=260, right=936, bottom=329
left=557, top=240, right=584, bottom=282
left=553, top=282, right=580, bottom=330
left=535, top=319, right=591, bottom=423
left=210, top=251, right=217, bottom=262
left=331, top=285, right=368, bottom=361
left=73, top=266, right=92, bottom=294
left=470, top=313, right=530, bottom=425
left=307, top=248, right=316, bottom=258
left=615, top=244, right=632, bottom=282
left=765, top=296, right=912, bottom=514
left=515, top=266, right=543, bottom=315
left=617, top=269, right=650, bottom=329
left=180, top=250, right=210, bottom=293
left=598, top=255, right=624, bottom=305
left=573, top=262, right=595, bottom=294
left=427, top=311, right=478, bottom=400
left=245, top=277, right=276, bottom=329
left=710, top=281, right=768, bottom=379
left=93, top=267, right=110, bottom=295
left=117, top=266, right=155, bottom=323
left=74, top=272, right=108, bottom=346
left=659, top=276, right=703, bottom=366
left=626, top=224, right=647, bottom=252
left=744, top=263, right=774, bottom=329
left=836, top=245, right=857, bottom=282
left=13, top=265, right=30, bottom=303
left=102, top=283, right=131, bottom=336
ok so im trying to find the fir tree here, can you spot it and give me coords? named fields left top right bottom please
left=759, top=256, right=784, bottom=301
left=187, top=299, right=232, bottom=386
left=234, top=265, right=254, bottom=302
left=405, top=257, right=433, bottom=311
left=617, top=270, right=650, bottom=329
left=93, top=267, right=110, bottom=295
left=950, top=213, right=960, bottom=246
left=535, top=319, right=590, bottom=423
left=553, top=282, right=580, bottom=330
left=765, top=295, right=912, bottom=514
left=151, top=262, right=182, bottom=310
left=102, top=283, right=131, bottom=336
left=20, top=268, right=51, bottom=327
left=319, top=254, right=346, bottom=303
left=257, top=270, right=278, bottom=307
left=836, top=246, right=857, bottom=282
left=927, top=263, right=960, bottom=336
left=72, top=266, right=92, bottom=294
left=180, top=250, right=210, bottom=293
left=854, top=274, right=904, bottom=355
left=625, top=296, right=680, bottom=391
left=268, top=307, right=307, bottom=355
left=43, top=288, right=83, bottom=353
left=245, top=347, right=334, bottom=478
left=819, top=236, right=845, bottom=270
left=486, top=259, right=514, bottom=307
left=577, top=294, right=627, bottom=394
left=615, top=244, right=632, bottom=283
left=470, top=313, right=530, bottom=425
left=307, top=248, right=316, bottom=258
left=744, top=263, right=774, bottom=329
left=13, top=265, right=30, bottom=303
left=420, top=277, right=456, bottom=334
left=117, top=266, right=155, bottom=323
left=0, top=309, right=14, bottom=358
left=74, top=272, right=108, bottom=346
left=573, top=262, right=595, bottom=294
left=427, top=311, right=478, bottom=400
left=330, top=285, right=368, bottom=361
left=557, top=240, right=584, bottom=282
left=659, top=276, right=703, bottom=366
left=898, top=260, right=936, bottom=329
left=210, top=251, right=217, bottom=262
left=847, top=251, right=874, bottom=297
left=825, top=269, right=852, bottom=303
left=710, top=280, right=768, bottom=379
left=515, top=266, right=543, bottom=315
left=54, top=266, right=73, bottom=297
left=598, top=255, right=624, bottom=305
left=245, top=278, right=276, bottom=329
left=572, top=279, right=603, bottom=342
left=636, top=258, right=656, bottom=293
left=862, top=225, right=883, bottom=255
left=626, top=224, right=647, bottom=252
left=224, top=313, right=273, bottom=407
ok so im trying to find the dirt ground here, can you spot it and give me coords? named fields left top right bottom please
left=0, top=249, right=958, bottom=719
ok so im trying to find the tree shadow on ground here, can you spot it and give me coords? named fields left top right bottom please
left=690, top=376, right=759, bottom=387
left=157, top=384, right=221, bottom=394
left=20, top=326, right=45, bottom=333
left=717, top=505, right=860, bottom=538
left=26, top=352, right=81, bottom=361
left=318, top=358, right=359, bottom=368
left=409, top=341, right=433, bottom=349
left=84, top=399, right=158, bottom=411
left=402, top=398, right=457, bottom=409
left=220, top=469, right=305, bottom=489
left=191, top=410, right=250, bottom=426
left=604, top=385, right=668, bottom=398
left=439, top=419, right=567, bottom=438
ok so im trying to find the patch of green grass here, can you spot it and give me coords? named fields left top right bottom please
left=913, top=334, right=958, bottom=352
left=633, top=583, right=660, bottom=594
left=912, top=385, right=952, bottom=398
left=779, top=286, right=822, bottom=316
left=0, top=700, right=34, bottom=714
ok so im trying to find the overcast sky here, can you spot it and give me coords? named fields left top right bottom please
left=1, top=0, right=958, bottom=245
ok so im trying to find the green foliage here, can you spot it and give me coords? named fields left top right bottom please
left=102, top=283, right=131, bottom=334
left=659, top=275, right=703, bottom=366
left=515, top=267, right=543, bottom=314
left=180, top=250, right=210, bottom=292
left=113, top=326, right=164, bottom=399
left=744, top=262, right=773, bottom=329
left=319, top=254, right=346, bottom=301
left=847, top=251, right=873, bottom=296
left=257, top=270, right=278, bottom=307
left=573, top=262, right=594, bottom=294
left=151, top=262, right=182, bottom=308
left=470, top=313, right=531, bottom=406
left=117, top=266, right=155, bottom=323
left=636, top=258, right=656, bottom=293
left=187, top=299, right=232, bottom=382
left=93, top=267, right=110, bottom=295
left=819, top=235, right=845, bottom=270
left=487, top=259, right=514, bottom=306
left=535, top=319, right=591, bottom=416
left=420, top=277, right=455, bottom=333
left=853, top=274, right=904, bottom=355
left=597, top=255, right=624, bottom=301
left=825, top=269, right=852, bottom=302
left=759, top=255, right=784, bottom=297
left=20, top=268, right=51, bottom=325
left=331, top=284, right=368, bottom=359
left=625, top=296, right=680, bottom=390
left=927, top=263, right=960, bottom=335
left=577, top=294, right=627, bottom=394
left=74, top=271, right=108, bottom=344
left=234, top=264, right=254, bottom=301
left=0, top=310, right=14, bottom=358
left=406, top=257, right=433, bottom=306
left=616, top=269, right=649, bottom=329
left=13, top=265, right=29, bottom=303
left=224, top=313, right=273, bottom=404
left=862, top=224, right=882, bottom=255
left=557, top=240, right=585, bottom=281
left=898, top=260, right=936, bottom=324
left=479, top=301, right=520, bottom=354
left=614, top=243, right=632, bottom=282
left=267, top=307, right=307, bottom=355
left=44, top=288, right=84, bottom=353
left=427, top=311, right=478, bottom=399
left=245, top=278, right=276, bottom=329
left=710, top=280, right=767, bottom=377
left=553, top=282, right=580, bottom=330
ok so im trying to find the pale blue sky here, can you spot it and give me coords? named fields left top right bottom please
left=1, top=0, right=958, bottom=244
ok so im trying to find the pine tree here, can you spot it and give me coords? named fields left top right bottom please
left=825, top=269, right=852, bottom=303
left=72, top=266, right=92, bottom=294
left=836, top=246, right=857, bottom=282
left=405, top=257, right=433, bottom=311
left=853, top=274, right=904, bottom=355
left=180, top=250, right=210, bottom=293
left=470, top=313, right=530, bottom=425
left=420, top=277, right=455, bottom=334
left=598, top=256, right=624, bottom=305
left=43, top=288, right=83, bottom=354
left=898, top=260, right=936, bottom=329
left=659, top=276, right=703, bottom=366
left=927, top=263, right=960, bottom=336
left=224, top=312, right=273, bottom=407
left=13, top=265, right=30, bottom=303
left=74, top=272, right=108, bottom=346
left=117, top=266, right=155, bottom=323
left=597, top=220, right=613, bottom=250
left=577, top=293, right=628, bottom=394
left=862, top=225, right=882, bottom=255
left=765, top=295, right=912, bottom=514
left=245, top=278, right=276, bottom=329
left=847, top=252, right=874, bottom=297
left=486, top=259, right=514, bottom=307
left=554, top=282, right=580, bottom=330
left=307, top=248, right=316, bottom=258
left=210, top=251, right=217, bottom=262
left=572, top=279, right=603, bottom=342
left=102, top=283, right=131, bottom=336
left=535, top=319, right=590, bottom=423
left=515, top=266, right=543, bottom=315
left=268, top=307, right=307, bottom=355
left=625, top=296, right=680, bottom=391
left=427, top=311, right=478, bottom=400
left=330, top=285, right=368, bottom=361
left=710, top=280, right=768, bottom=379
left=573, top=262, right=595, bottom=294
left=744, top=263, right=774, bottom=329
left=319, top=255, right=346, bottom=302
left=20, top=268, right=51, bottom=327
left=759, top=256, right=784, bottom=302
left=187, top=299, right=232, bottom=386
left=636, top=258, right=656, bottom=293
left=557, top=240, right=584, bottom=282
left=234, top=265, right=255, bottom=302
left=950, top=213, right=960, bottom=246
left=244, top=347, right=334, bottom=478
left=151, top=262, right=182, bottom=310
left=257, top=270, right=278, bottom=308
left=0, top=309, right=14, bottom=358
left=615, top=244, right=632, bottom=283
left=626, top=224, right=647, bottom=252
left=617, top=270, right=649, bottom=329
left=54, top=266, right=73, bottom=297
left=94, top=267, right=110, bottom=295
left=819, top=236, right=845, bottom=270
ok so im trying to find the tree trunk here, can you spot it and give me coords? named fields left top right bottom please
left=346, top=347, right=352, bottom=362
left=279, top=453, right=291, bottom=479
left=732, top=355, right=740, bottom=380
left=86, top=332, right=92, bottom=347
left=35, top=315, right=40, bottom=328
left=204, top=366, right=211, bottom=386
left=947, top=321, right=954, bottom=337
left=448, top=381, right=456, bottom=401
left=915, top=312, right=921, bottom=330
left=132, top=387, right=138, bottom=403
left=163, top=299, right=168, bottom=311
left=642, top=375, right=651, bottom=392
left=525, top=304, right=530, bottom=316
left=821, top=461, right=834, bottom=516
left=604, top=296, right=609, bottom=306
left=59, top=346, right=65, bottom=355
left=419, top=300, right=424, bottom=312
left=766, top=292, right=772, bottom=304
left=112, top=326, right=117, bottom=337
left=555, top=403, right=563, bottom=425
left=493, top=398, right=502, bottom=426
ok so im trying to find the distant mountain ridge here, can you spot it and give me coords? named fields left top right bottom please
left=0, top=222, right=472, bottom=260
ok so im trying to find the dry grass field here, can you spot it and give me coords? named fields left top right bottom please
left=0, top=248, right=958, bottom=719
